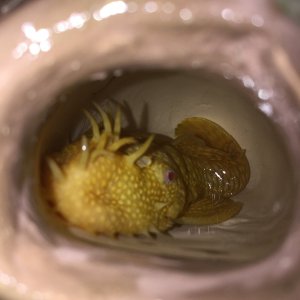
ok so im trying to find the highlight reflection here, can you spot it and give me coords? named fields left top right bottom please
left=93, top=1, right=128, bottom=21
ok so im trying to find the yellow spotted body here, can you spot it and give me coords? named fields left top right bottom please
left=44, top=106, right=250, bottom=236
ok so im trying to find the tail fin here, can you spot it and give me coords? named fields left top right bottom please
left=175, top=117, right=243, bottom=156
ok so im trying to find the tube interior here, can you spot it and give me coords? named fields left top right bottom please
left=36, top=69, right=294, bottom=266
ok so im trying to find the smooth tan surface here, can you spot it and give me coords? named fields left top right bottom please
left=0, top=0, right=299, bottom=300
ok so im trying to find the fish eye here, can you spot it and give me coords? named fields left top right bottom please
left=164, top=169, right=177, bottom=184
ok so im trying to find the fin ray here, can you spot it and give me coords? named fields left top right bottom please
left=176, top=198, right=243, bottom=225
left=114, top=107, right=121, bottom=137
left=93, top=102, right=112, bottom=134
left=175, top=117, right=243, bottom=155
left=126, top=135, right=154, bottom=165
left=108, top=137, right=136, bottom=152
left=47, top=158, right=64, bottom=180
left=83, top=110, right=100, bottom=141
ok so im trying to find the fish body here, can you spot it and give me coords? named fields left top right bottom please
left=44, top=106, right=250, bottom=236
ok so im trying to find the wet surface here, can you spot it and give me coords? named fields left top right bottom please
left=0, top=1, right=300, bottom=300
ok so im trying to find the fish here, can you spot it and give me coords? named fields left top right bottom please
left=43, top=103, right=250, bottom=236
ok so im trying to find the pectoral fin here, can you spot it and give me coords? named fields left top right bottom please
left=176, top=198, right=243, bottom=225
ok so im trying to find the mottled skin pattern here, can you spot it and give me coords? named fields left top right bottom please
left=44, top=105, right=250, bottom=236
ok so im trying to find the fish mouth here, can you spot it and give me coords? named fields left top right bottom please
left=0, top=0, right=300, bottom=299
